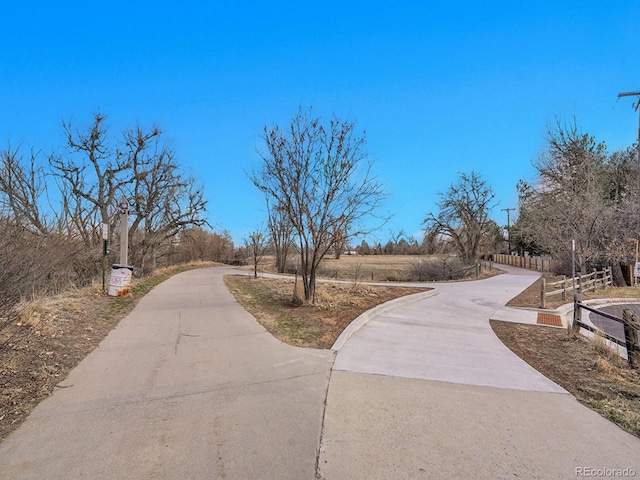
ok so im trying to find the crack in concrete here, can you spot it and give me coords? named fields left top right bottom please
left=315, top=354, right=336, bottom=480
left=174, top=311, right=201, bottom=355
left=31, top=370, right=332, bottom=419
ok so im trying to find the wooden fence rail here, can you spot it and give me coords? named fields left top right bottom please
left=492, top=254, right=557, bottom=272
left=540, top=267, right=612, bottom=308
left=573, top=303, right=639, bottom=367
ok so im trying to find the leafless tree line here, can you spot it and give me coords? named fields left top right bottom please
left=423, top=171, right=500, bottom=263
left=512, top=118, right=640, bottom=283
left=0, top=113, right=235, bottom=328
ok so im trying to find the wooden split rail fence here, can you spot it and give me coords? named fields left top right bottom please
left=540, top=267, right=612, bottom=309
left=492, top=254, right=557, bottom=272
left=572, top=304, right=640, bottom=367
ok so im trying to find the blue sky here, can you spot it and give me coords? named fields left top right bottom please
left=2, top=1, right=639, bottom=245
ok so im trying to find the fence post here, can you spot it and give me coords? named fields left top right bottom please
left=562, top=276, right=567, bottom=301
left=572, top=294, right=582, bottom=336
left=623, top=309, right=640, bottom=367
left=578, top=273, right=583, bottom=294
left=540, top=277, right=546, bottom=309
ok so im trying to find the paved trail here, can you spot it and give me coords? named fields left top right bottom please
left=0, top=267, right=334, bottom=479
left=2, top=265, right=639, bottom=480
left=319, top=265, right=640, bottom=479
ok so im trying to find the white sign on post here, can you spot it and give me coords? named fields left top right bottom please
left=102, top=223, right=108, bottom=240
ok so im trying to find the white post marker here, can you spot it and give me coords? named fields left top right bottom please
left=101, top=223, right=109, bottom=292
left=120, top=196, right=128, bottom=266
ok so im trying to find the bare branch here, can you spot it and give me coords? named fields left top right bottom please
left=251, top=107, right=387, bottom=301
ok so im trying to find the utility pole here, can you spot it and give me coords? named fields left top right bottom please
left=501, top=207, right=515, bottom=254
left=617, top=90, right=640, bottom=285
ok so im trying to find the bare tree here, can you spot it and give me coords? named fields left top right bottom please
left=388, top=229, right=407, bottom=255
left=514, top=119, right=611, bottom=273
left=0, top=142, right=103, bottom=308
left=47, top=113, right=207, bottom=273
left=49, top=112, right=130, bottom=247
left=332, top=225, right=349, bottom=259
left=251, top=107, right=387, bottom=302
left=423, top=171, right=496, bottom=264
left=265, top=197, right=293, bottom=273
left=421, top=228, right=442, bottom=255
left=514, top=119, right=640, bottom=282
left=244, top=228, right=268, bottom=278
left=0, top=143, right=50, bottom=234
left=124, top=127, right=208, bottom=273
left=171, top=227, right=234, bottom=264
left=601, top=144, right=640, bottom=278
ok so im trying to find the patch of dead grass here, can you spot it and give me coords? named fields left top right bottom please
left=491, top=320, right=640, bottom=437
left=224, top=275, right=428, bottom=349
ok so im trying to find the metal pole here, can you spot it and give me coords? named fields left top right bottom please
left=102, top=223, right=108, bottom=292
left=636, top=239, right=639, bottom=287
left=120, top=196, right=129, bottom=266
left=572, top=239, right=576, bottom=302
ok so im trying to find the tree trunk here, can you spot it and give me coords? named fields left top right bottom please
left=275, top=246, right=283, bottom=273
left=612, top=261, right=628, bottom=287
left=307, top=268, right=316, bottom=303
left=275, top=245, right=288, bottom=273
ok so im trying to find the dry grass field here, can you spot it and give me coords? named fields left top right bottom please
left=317, top=254, right=429, bottom=281
left=255, top=254, right=501, bottom=282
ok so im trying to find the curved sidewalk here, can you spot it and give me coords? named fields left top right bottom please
left=319, top=265, right=640, bottom=479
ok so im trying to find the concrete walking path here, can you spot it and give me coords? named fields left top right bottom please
left=0, top=267, right=334, bottom=480
left=2, top=264, right=640, bottom=479
left=318, top=264, right=640, bottom=479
